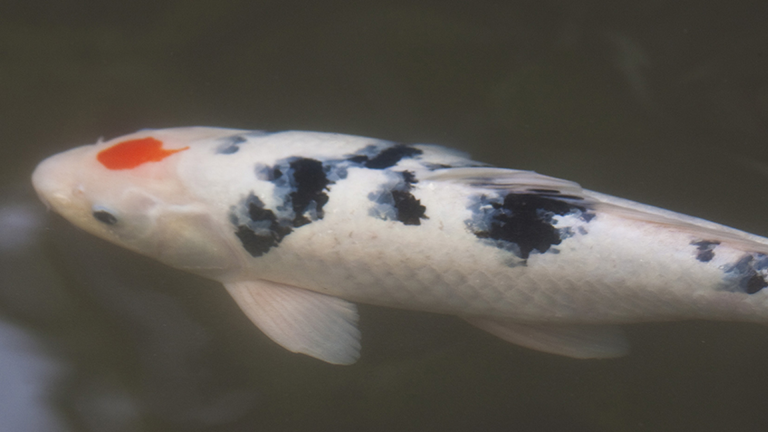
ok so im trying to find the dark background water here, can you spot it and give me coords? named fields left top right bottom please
left=2, top=1, right=768, bottom=431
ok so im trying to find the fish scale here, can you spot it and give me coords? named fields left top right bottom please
left=32, top=127, right=768, bottom=364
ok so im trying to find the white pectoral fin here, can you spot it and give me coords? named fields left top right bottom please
left=464, top=317, right=630, bottom=359
left=224, top=280, right=361, bottom=365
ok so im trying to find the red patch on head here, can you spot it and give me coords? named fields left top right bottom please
left=97, top=137, right=189, bottom=170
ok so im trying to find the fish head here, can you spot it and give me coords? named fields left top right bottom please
left=32, top=128, right=246, bottom=276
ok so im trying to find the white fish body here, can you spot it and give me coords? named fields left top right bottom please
left=31, top=127, right=768, bottom=364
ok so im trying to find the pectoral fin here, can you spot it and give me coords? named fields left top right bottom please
left=463, top=317, right=629, bottom=359
left=224, top=280, right=361, bottom=365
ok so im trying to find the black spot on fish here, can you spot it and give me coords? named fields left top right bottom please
left=247, top=201, right=289, bottom=238
left=233, top=146, right=428, bottom=257
left=367, top=145, right=422, bottom=169
left=698, top=250, right=714, bottom=262
left=255, top=165, right=283, bottom=181
left=216, top=135, right=248, bottom=154
left=348, top=144, right=423, bottom=169
left=402, top=170, right=417, bottom=185
left=368, top=170, right=428, bottom=226
left=347, top=155, right=369, bottom=164
left=468, top=193, right=594, bottom=260
left=250, top=157, right=338, bottom=238
left=288, top=158, right=330, bottom=227
left=234, top=146, right=425, bottom=257
left=231, top=195, right=293, bottom=257
left=691, top=240, right=720, bottom=263
left=724, top=253, right=768, bottom=294
left=746, top=274, right=768, bottom=294
left=235, top=226, right=276, bottom=257
left=391, top=190, right=426, bottom=225
left=729, top=254, right=754, bottom=274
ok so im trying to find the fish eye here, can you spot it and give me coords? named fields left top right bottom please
left=92, top=208, right=118, bottom=225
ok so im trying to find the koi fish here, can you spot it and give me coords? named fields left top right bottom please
left=31, top=127, right=768, bottom=364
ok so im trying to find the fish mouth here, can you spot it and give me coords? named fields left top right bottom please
left=31, top=157, right=60, bottom=212
left=34, top=190, right=52, bottom=211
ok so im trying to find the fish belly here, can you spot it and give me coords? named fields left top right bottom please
left=246, top=210, right=768, bottom=325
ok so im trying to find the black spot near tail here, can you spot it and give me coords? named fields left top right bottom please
left=724, top=253, right=768, bottom=294
left=745, top=274, right=768, bottom=294
left=691, top=240, right=720, bottom=263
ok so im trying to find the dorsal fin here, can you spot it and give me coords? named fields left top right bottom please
left=423, top=167, right=585, bottom=196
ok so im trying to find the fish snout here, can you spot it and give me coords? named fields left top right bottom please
left=32, top=157, right=77, bottom=214
left=31, top=145, right=95, bottom=215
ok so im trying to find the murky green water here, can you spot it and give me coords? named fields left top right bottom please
left=2, top=2, right=768, bottom=431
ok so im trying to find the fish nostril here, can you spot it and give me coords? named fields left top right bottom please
left=93, top=210, right=118, bottom=225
